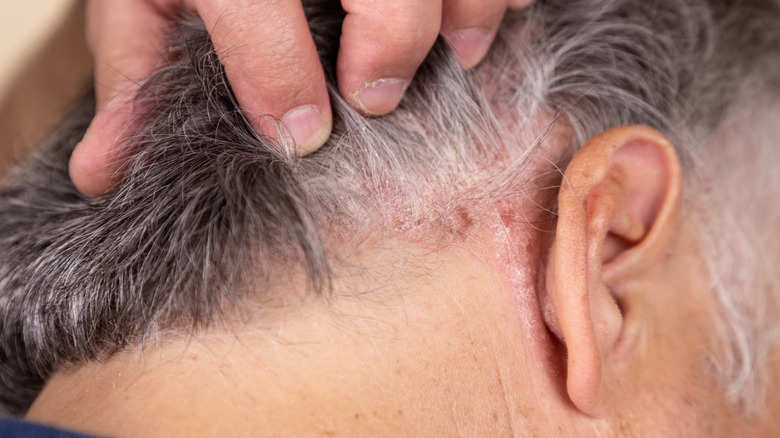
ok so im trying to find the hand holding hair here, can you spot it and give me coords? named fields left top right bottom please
left=69, top=0, right=533, bottom=197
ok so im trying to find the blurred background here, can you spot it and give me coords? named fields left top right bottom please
left=0, top=0, right=90, bottom=178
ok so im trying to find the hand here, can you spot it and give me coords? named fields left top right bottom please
left=70, top=0, right=534, bottom=197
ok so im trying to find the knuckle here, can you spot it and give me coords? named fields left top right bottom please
left=373, top=18, right=439, bottom=61
left=344, top=0, right=441, bottom=48
left=443, top=0, right=507, bottom=28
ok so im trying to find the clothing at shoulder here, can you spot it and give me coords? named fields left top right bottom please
left=0, top=417, right=100, bottom=438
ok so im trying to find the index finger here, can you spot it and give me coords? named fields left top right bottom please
left=194, top=0, right=332, bottom=155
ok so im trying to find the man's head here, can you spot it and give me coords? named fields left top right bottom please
left=2, top=0, right=780, bottom=435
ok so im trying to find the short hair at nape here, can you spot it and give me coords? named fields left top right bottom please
left=2, top=0, right=780, bottom=416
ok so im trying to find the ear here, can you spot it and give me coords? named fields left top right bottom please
left=543, top=125, right=682, bottom=416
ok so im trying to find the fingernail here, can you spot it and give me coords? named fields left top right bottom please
left=445, top=28, right=492, bottom=68
left=353, top=78, right=408, bottom=116
left=281, top=105, right=331, bottom=155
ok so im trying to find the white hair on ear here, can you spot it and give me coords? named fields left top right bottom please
left=0, top=0, right=779, bottom=416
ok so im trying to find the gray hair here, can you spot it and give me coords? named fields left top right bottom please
left=1, top=0, right=779, bottom=416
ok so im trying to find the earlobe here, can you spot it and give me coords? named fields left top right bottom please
left=544, top=125, right=682, bottom=416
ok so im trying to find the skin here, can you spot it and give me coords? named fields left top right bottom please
left=27, top=126, right=779, bottom=436
left=69, top=0, right=535, bottom=197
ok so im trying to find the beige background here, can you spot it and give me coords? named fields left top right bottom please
left=0, top=0, right=76, bottom=101
left=0, top=0, right=90, bottom=179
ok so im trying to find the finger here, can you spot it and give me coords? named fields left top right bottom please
left=507, top=0, right=534, bottom=10
left=338, top=0, right=442, bottom=115
left=71, top=0, right=173, bottom=197
left=441, top=0, right=508, bottom=68
left=69, top=95, right=135, bottom=197
left=194, top=0, right=332, bottom=155
left=87, top=0, right=171, bottom=110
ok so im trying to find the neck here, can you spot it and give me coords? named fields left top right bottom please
left=26, top=236, right=567, bottom=436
